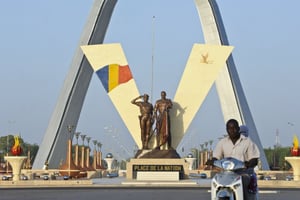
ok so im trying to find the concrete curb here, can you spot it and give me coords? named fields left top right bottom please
left=1, top=179, right=299, bottom=189
left=258, top=180, right=300, bottom=188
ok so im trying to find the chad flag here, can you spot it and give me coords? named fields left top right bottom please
left=96, top=64, right=133, bottom=93
left=81, top=43, right=143, bottom=148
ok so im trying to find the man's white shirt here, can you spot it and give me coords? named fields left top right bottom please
left=213, top=135, right=260, bottom=162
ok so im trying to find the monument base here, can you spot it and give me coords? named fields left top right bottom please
left=126, top=158, right=190, bottom=180
left=4, top=156, right=27, bottom=181
left=137, top=171, right=180, bottom=181
left=285, top=156, right=300, bottom=181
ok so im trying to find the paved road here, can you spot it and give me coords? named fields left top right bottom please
left=1, top=187, right=299, bottom=200
left=1, top=177, right=299, bottom=199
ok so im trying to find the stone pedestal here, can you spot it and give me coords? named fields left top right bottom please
left=126, top=158, right=190, bottom=180
left=285, top=157, right=300, bottom=181
left=104, top=158, right=114, bottom=171
left=59, top=139, right=80, bottom=178
left=185, top=157, right=196, bottom=170
left=4, top=156, right=27, bottom=181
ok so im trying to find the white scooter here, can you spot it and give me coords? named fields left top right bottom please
left=211, top=157, right=258, bottom=200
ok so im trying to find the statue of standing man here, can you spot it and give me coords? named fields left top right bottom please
left=131, top=94, right=153, bottom=149
left=153, top=91, right=173, bottom=150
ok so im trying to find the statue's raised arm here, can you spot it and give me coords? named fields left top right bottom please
left=131, top=94, right=153, bottom=149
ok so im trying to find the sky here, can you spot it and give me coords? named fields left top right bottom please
left=1, top=0, right=300, bottom=160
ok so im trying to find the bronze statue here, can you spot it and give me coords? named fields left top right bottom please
left=153, top=91, right=173, bottom=150
left=131, top=94, right=153, bottom=149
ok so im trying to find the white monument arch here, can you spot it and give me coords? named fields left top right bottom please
left=33, top=0, right=269, bottom=170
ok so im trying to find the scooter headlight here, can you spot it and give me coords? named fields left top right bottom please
left=222, top=160, right=235, bottom=170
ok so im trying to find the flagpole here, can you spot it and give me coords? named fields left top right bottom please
left=151, top=15, right=155, bottom=103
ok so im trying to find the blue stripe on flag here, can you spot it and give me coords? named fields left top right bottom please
left=96, top=65, right=109, bottom=93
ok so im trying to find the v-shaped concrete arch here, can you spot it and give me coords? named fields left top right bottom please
left=194, top=0, right=269, bottom=170
left=33, top=0, right=269, bottom=170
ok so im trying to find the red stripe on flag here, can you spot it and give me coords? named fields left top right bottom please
left=118, top=65, right=133, bottom=84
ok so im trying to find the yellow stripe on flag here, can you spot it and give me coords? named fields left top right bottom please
left=108, top=64, right=119, bottom=92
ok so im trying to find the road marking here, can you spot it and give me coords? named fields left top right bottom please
left=207, top=190, right=279, bottom=194
left=259, top=190, right=279, bottom=194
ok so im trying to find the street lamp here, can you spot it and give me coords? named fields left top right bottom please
left=81, top=134, right=86, bottom=146
left=93, top=140, right=97, bottom=150
left=200, top=144, right=204, bottom=152
left=97, top=142, right=102, bottom=168
left=85, top=137, right=92, bottom=169
left=204, top=141, right=208, bottom=150
left=74, top=132, right=81, bottom=166
left=97, top=142, right=102, bottom=151
left=209, top=140, right=213, bottom=151
left=67, top=125, right=75, bottom=139
left=75, top=132, right=81, bottom=144
left=86, top=137, right=91, bottom=147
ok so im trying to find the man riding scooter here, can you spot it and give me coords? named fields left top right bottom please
left=206, top=119, right=259, bottom=200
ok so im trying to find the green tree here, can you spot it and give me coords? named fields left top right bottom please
left=264, top=146, right=291, bottom=170
left=21, top=142, right=39, bottom=165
